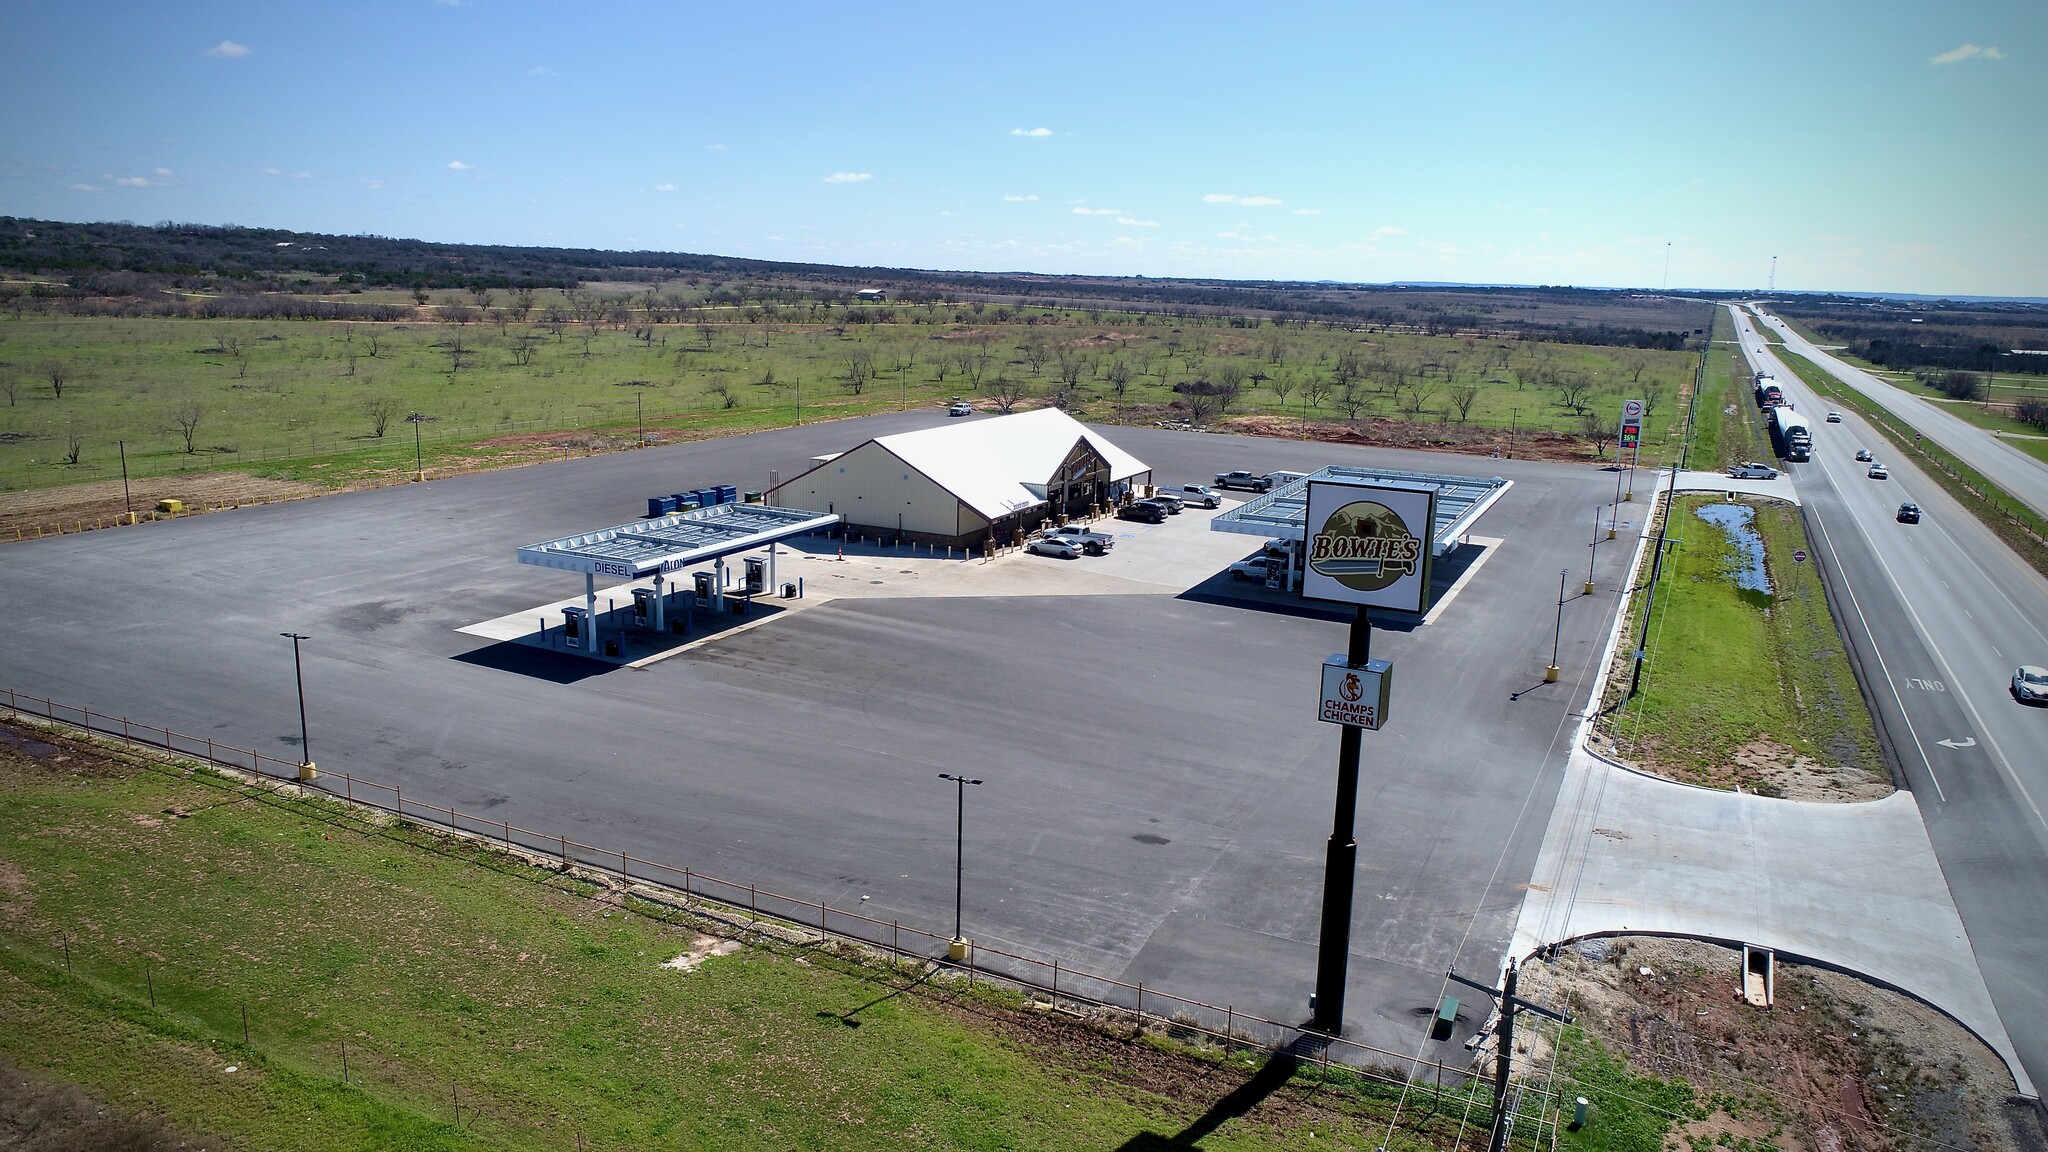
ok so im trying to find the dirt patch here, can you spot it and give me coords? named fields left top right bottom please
left=0, top=1054, right=210, bottom=1151
left=0, top=860, right=27, bottom=922
left=659, top=934, right=743, bottom=972
left=1216, top=413, right=1600, bottom=464
left=0, top=473, right=325, bottom=541
left=1521, top=938, right=2041, bottom=1152
left=1586, top=729, right=1894, bottom=801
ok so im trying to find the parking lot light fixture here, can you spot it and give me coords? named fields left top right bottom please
left=405, top=412, right=429, bottom=479
left=281, top=632, right=316, bottom=780
left=1546, top=570, right=1565, bottom=683
left=937, top=772, right=984, bottom=958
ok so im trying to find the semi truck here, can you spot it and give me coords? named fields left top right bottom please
left=1770, top=405, right=1812, bottom=462
left=1754, top=377, right=1785, bottom=408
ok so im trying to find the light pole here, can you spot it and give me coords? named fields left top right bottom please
left=281, top=632, right=315, bottom=780
left=405, top=412, right=428, bottom=480
left=118, top=440, right=133, bottom=521
left=937, top=772, right=983, bottom=959
left=1508, top=408, right=1518, bottom=459
left=1546, top=570, right=1566, bottom=683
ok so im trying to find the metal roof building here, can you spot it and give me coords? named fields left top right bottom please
left=1210, top=465, right=1513, bottom=557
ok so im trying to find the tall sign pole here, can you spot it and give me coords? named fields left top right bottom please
left=1303, top=479, right=1433, bottom=1035
left=1619, top=398, right=1643, bottom=502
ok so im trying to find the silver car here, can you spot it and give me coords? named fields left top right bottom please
left=1025, top=537, right=1080, bottom=559
left=2014, top=666, right=2048, bottom=704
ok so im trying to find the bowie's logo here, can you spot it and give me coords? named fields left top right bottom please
left=1308, top=500, right=1423, bottom=592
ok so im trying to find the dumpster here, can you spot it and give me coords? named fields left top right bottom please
left=646, top=497, right=667, bottom=518
left=717, top=484, right=738, bottom=504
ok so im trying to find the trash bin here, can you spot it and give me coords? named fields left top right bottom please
left=603, top=638, right=621, bottom=656
left=782, top=582, right=797, bottom=599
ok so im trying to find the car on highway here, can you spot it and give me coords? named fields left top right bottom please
left=1164, top=484, right=1222, bottom=509
left=1727, top=462, right=1779, bottom=479
left=1025, top=537, right=1082, bottom=559
left=1214, top=470, right=1274, bottom=493
left=1116, top=501, right=1167, bottom=523
left=1855, top=449, right=1873, bottom=462
left=2014, top=666, right=2048, bottom=705
left=1868, top=464, right=1890, bottom=480
left=1896, top=502, right=1921, bottom=524
left=1826, top=412, right=1843, bottom=423
left=1228, top=556, right=1280, bottom=582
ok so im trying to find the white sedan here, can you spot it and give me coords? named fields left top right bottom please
left=1025, top=537, right=1080, bottom=559
left=2014, top=666, right=2048, bottom=705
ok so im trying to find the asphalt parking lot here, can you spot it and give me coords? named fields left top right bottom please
left=0, top=411, right=1636, bottom=1057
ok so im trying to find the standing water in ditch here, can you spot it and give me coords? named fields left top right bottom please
left=1694, top=503, right=1772, bottom=595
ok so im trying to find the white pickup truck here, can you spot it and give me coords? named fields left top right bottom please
left=1045, top=523, right=1114, bottom=550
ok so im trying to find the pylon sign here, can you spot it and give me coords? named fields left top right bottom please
left=1319, top=655, right=1392, bottom=730
left=1619, top=398, right=1643, bottom=450
left=1302, top=479, right=1437, bottom=613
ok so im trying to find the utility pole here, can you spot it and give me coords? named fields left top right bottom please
left=1628, top=458, right=1685, bottom=699
left=405, top=412, right=428, bottom=478
left=118, top=440, right=132, bottom=519
left=1449, top=962, right=1573, bottom=1152
left=1662, top=241, right=1671, bottom=291
left=1545, top=571, right=1565, bottom=683
left=1768, top=255, right=1777, bottom=293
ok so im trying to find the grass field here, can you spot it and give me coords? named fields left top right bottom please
left=0, top=720, right=1694, bottom=1152
left=1599, top=493, right=1883, bottom=796
left=0, top=297, right=1698, bottom=497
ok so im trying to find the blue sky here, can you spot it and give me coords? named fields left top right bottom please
left=2, top=2, right=2040, bottom=296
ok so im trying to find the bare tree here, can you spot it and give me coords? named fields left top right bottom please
left=1104, top=359, right=1133, bottom=416
left=1054, top=345, right=1088, bottom=390
left=988, top=373, right=1029, bottom=414
left=1181, top=388, right=1220, bottom=425
left=441, top=297, right=476, bottom=326
left=842, top=350, right=874, bottom=395
left=364, top=330, right=383, bottom=357
left=65, top=427, right=82, bottom=465
left=364, top=396, right=400, bottom=438
left=507, top=288, right=536, bottom=323
left=1552, top=375, right=1598, bottom=418
left=1268, top=370, right=1296, bottom=405
left=1302, top=372, right=1333, bottom=412
left=709, top=378, right=739, bottom=409
left=1337, top=378, right=1369, bottom=421
left=1580, top=411, right=1616, bottom=458
left=1019, top=337, right=1051, bottom=376
left=508, top=337, right=538, bottom=367
left=172, top=403, right=204, bottom=453
left=445, top=333, right=470, bottom=373
left=1449, top=385, right=1480, bottom=423
left=1, top=374, right=17, bottom=406
left=41, top=358, right=71, bottom=397
left=1404, top=380, right=1444, bottom=420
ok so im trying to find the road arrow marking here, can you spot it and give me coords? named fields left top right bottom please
left=1936, top=737, right=1977, bottom=750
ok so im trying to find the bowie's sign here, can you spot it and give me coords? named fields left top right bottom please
left=1301, top=480, right=1437, bottom=613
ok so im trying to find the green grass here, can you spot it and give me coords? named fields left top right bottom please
left=1688, top=309, right=1753, bottom=472
left=0, top=725, right=1523, bottom=1152
left=1602, top=494, right=1882, bottom=792
left=0, top=302, right=1699, bottom=495
left=1773, top=349, right=2048, bottom=578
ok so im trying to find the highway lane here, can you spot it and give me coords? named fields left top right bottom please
left=1746, top=304, right=2048, bottom=520
left=1731, top=306, right=2048, bottom=1091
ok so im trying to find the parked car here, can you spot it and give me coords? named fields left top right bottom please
left=1165, top=484, right=1222, bottom=509
left=1046, top=523, right=1114, bottom=550
left=1116, top=501, right=1167, bottom=523
left=2013, top=665, right=2048, bottom=704
left=1214, top=470, right=1274, bottom=493
left=1264, top=470, right=1310, bottom=488
left=1229, top=556, right=1280, bottom=581
left=1868, top=464, right=1889, bottom=480
left=1727, top=462, right=1779, bottom=479
left=1896, top=502, right=1921, bottom=524
left=1855, top=449, right=1873, bottom=462
left=1146, top=490, right=1185, bottom=513
left=947, top=401, right=973, bottom=417
left=1826, top=412, right=1843, bottom=423
left=1263, top=537, right=1296, bottom=560
left=1025, top=537, right=1081, bottom=559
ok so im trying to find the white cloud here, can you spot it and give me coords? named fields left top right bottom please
left=204, top=39, right=250, bottom=59
left=1238, top=195, right=1283, bottom=207
left=1115, top=216, right=1160, bottom=227
left=262, top=167, right=282, bottom=176
left=1375, top=225, right=1407, bottom=236
left=292, top=171, right=310, bottom=179
left=654, top=182, right=676, bottom=192
left=1216, top=231, right=1246, bottom=240
left=1203, top=193, right=1237, bottom=203
left=1293, top=208, right=1321, bottom=216
left=447, top=160, right=473, bottom=170
left=153, top=167, right=175, bottom=179
left=1071, top=206, right=1121, bottom=216
left=528, top=65, right=557, bottom=77
left=67, top=182, right=102, bottom=193
left=822, top=171, right=872, bottom=184
left=362, top=178, right=384, bottom=190
left=1010, top=127, right=1054, bottom=137
left=706, top=143, right=726, bottom=151
left=1003, top=194, right=1039, bottom=202
left=113, top=176, right=151, bottom=188
left=1932, top=43, right=2004, bottom=64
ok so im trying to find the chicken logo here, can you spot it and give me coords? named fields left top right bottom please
left=1339, top=671, right=1363, bottom=703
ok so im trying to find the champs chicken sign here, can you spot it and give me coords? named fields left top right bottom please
left=1301, top=479, right=1438, bottom=614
